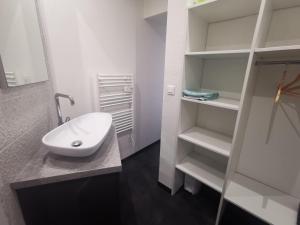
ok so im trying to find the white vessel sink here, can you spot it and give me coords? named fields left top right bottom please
left=42, top=113, right=112, bottom=157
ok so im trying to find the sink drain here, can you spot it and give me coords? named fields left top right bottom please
left=71, top=140, right=82, bottom=147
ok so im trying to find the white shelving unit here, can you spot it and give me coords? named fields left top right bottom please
left=171, top=0, right=300, bottom=225
left=225, top=173, right=299, bottom=225
left=179, top=127, right=232, bottom=157
left=176, top=0, right=257, bottom=200
left=258, top=0, right=300, bottom=49
left=187, top=0, right=260, bottom=52
left=176, top=151, right=226, bottom=192
left=188, top=0, right=261, bottom=23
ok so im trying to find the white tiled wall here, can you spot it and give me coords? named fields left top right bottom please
left=0, top=81, right=56, bottom=225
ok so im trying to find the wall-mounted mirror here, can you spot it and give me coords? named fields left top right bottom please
left=0, top=0, right=49, bottom=88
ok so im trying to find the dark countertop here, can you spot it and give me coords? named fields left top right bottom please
left=11, top=127, right=122, bottom=190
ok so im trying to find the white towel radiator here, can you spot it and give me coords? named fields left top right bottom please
left=97, top=74, right=134, bottom=134
left=5, top=72, right=17, bottom=86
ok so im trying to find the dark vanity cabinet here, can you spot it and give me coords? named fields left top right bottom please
left=16, top=173, right=121, bottom=225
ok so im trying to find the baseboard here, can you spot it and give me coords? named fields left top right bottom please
left=121, top=140, right=160, bottom=162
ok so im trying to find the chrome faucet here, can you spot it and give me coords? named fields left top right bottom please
left=55, top=93, right=75, bottom=126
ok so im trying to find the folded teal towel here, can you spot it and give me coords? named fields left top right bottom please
left=183, top=89, right=219, bottom=101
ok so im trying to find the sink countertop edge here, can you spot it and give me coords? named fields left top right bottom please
left=10, top=126, right=122, bottom=190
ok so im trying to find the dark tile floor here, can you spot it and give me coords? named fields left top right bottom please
left=120, top=141, right=267, bottom=225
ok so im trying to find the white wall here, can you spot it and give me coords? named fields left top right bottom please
left=39, top=0, right=137, bottom=119
left=39, top=0, right=166, bottom=158
left=144, top=0, right=168, bottom=18
left=135, top=13, right=166, bottom=151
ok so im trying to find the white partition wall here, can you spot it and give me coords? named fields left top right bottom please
left=160, top=0, right=300, bottom=224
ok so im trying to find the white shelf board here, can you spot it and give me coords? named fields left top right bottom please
left=178, top=127, right=232, bottom=157
left=188, top=0, right=217, bottom=9
left=185, top=49, right=250, bottom=59
left=272, top=0, right=300, bottom=10
left=255, top=45, right=300, bottom=58
left=176, top=151, right=225, bottom=192
left=188, top=0, right=261, bottom=23
left=225, top=173, right=300, bottom=225
left=182, top=97, right=240, bottom=111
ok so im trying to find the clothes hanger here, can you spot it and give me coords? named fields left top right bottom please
left=284, top=92, right=300, bottom=97
left=285, top=85, right=300, bottom=92
left=282, top=74, right=300, bottom=91
left=255, top=59, right=300, bottom=102
left=275, top=66, right=300, bottom=103
left=275, top=65, right=288, bottom=103
left=281, top=75, right=300, bottom=98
